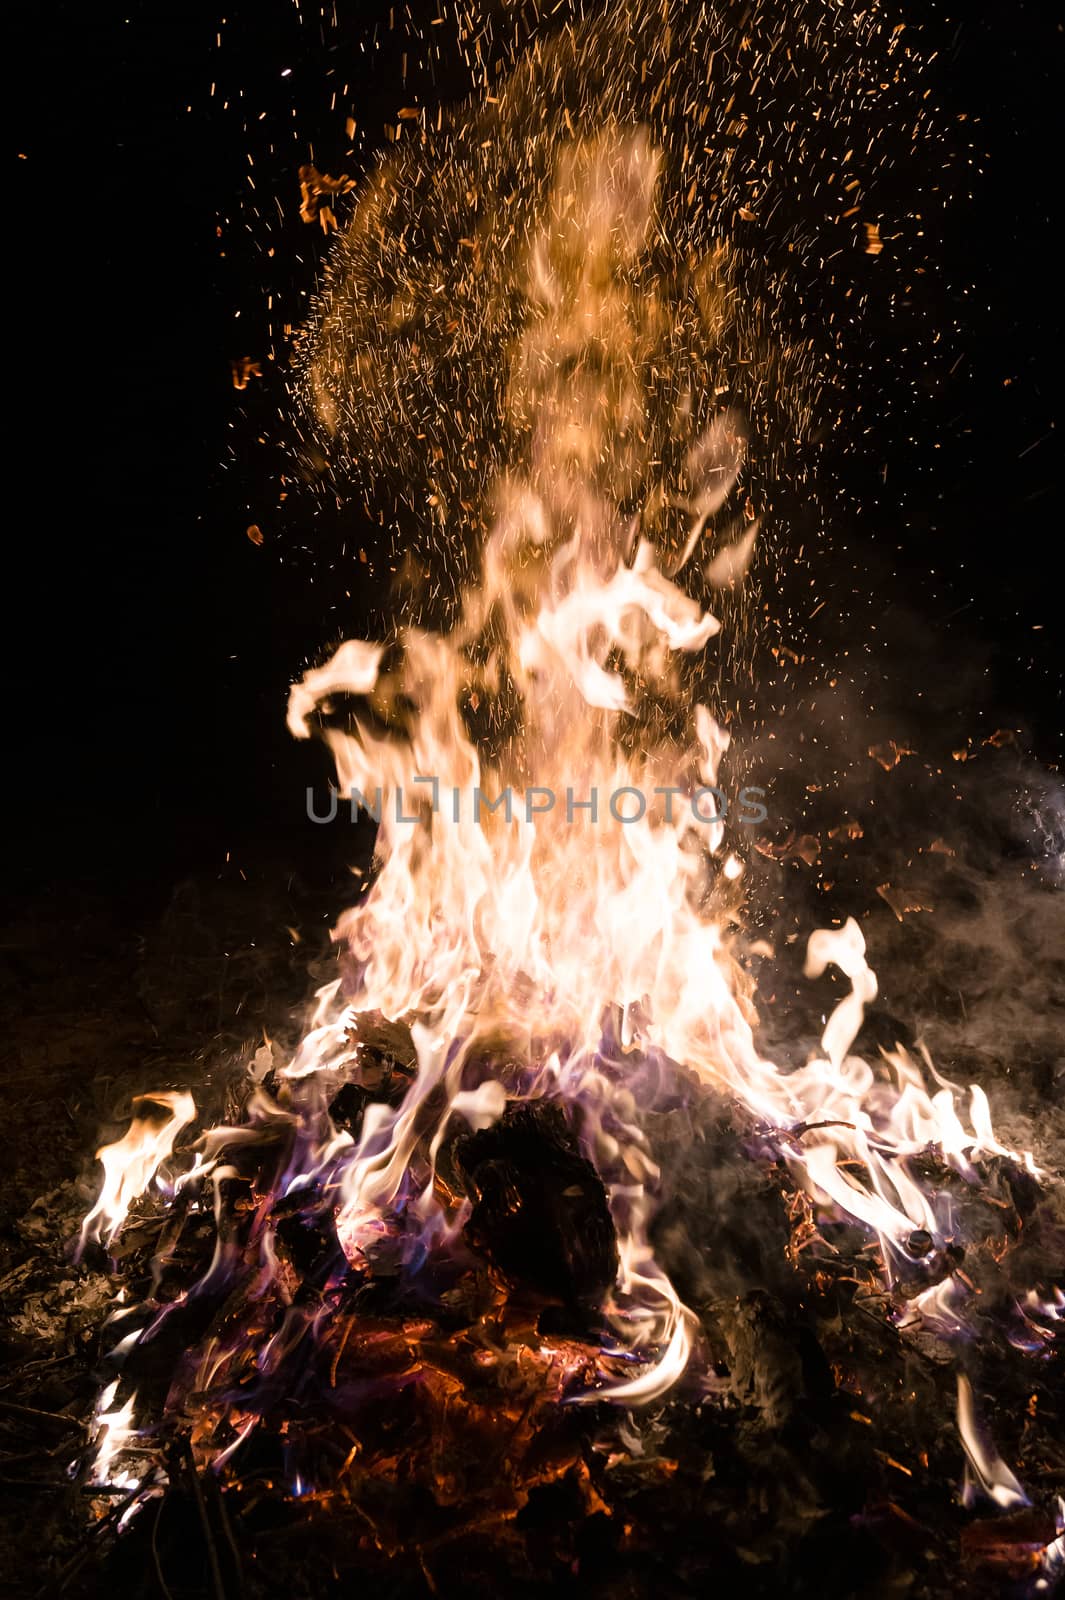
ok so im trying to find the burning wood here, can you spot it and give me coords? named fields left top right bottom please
left=455, top=1101, right=619, bottom=1304
left=961, top=1507, right=1062, bottom=1579
left=7, top=6, right=1060, bottom=1598
left=61, top=91, right=1058, bottom=1590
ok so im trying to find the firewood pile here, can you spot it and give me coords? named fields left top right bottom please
left=1, top=872, right=1061, bottom=1599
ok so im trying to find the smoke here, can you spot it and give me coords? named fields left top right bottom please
left=729, top=615, right=1065, bottom=1178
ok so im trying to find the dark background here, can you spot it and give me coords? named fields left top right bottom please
left=7, top=0, right=1061, bottom=909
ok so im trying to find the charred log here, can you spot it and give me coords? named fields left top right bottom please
left=455, top=1101, right=619, bottom=1305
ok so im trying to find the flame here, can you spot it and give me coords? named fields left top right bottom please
left=274, top=130, right=1035, bottom=1399
left=78, top=120, right=1048, bottom=1493
left=79, top=1091, right=196, bottom=1251
left=89, top=1380, right=139, bottom=1490
left=957, top=1373, right=1030, bottom=1511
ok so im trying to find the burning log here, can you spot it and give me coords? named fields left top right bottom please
left=961, top=1507, right=1061, bottom=1579
left=455, top=1101, right=619, bottom=1306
